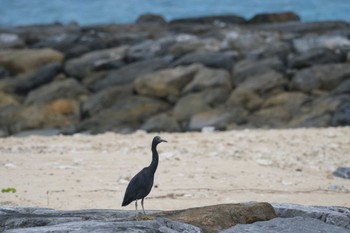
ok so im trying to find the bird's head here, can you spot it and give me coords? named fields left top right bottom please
left=153, top=136, right=167, bottom=145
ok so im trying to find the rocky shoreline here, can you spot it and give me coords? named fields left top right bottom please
left=0, top=12, right=350, bottom=136
left=1, top=202, right=349, bottom=232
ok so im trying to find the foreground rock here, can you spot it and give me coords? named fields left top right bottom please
left=1, top=202, right=350, bottom=232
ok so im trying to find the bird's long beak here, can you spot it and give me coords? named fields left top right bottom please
left=161, top=139, right=167, bottom=143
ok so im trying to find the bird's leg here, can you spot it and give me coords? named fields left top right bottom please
left=135, top=200, right=138, bottom=211
left=141, top=198, right=145, bottom=214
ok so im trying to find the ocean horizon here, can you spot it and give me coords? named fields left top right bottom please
left=1, top=0, right=350, bottom=26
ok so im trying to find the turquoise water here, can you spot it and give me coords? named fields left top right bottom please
left=1, top=0, right=350, bottom=26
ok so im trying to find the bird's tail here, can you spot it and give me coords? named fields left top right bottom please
left=122, top=197, right=132, bottom=207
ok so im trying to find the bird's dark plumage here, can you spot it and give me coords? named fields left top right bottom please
left=122, top=136, right=167, bottom=214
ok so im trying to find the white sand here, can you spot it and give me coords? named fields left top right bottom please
left=1, top=128, right=350, bottom=211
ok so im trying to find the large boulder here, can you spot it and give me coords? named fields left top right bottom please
left=224, top=216, right=349, bottom=233
left=227, top=70, right=288, bottom=111
left=0, top=49, right=64, bottom=75
left=232, top=57, right=284, bottom=86
left=135, top=13, right=167, bottom=26
left=78, top=96, right=170, bottom=134
left=168, top=37, right=221, bottom=57
left=291, top=64, right=350, bottom=92
left=14, top=63, right=62, bottom=95
left=173, top=92, right=212, bottom=122
left=151, top=202, right=276, bottom=233
left=292, top=35, right=350, bottom=53
left=141, top=112, right=182, bottom=132
left=331, top=103, right=350, bottom=126
left=0, top=91, right=18, bottom=108
left=64, top=46, right=127, bottom=79
left=171, top=51, right=236, bottom=71
left=25, top=79, right=89, bottom=105
left=288, top=95, right=350, bottom=127
left=93, top=56, right=173, bottom=91
left=188, top=107, right=248, bottom=131
left=134, top=64, right=200, bottom=99
left=170, top=14, right=246, bottom=25
left=126, top=38, right=175, bottom=61
left=182, top=67, right=232, bottom=94
left=287, top=48, right=345, bottom=69
left=82, top=84, right=133, bottom=117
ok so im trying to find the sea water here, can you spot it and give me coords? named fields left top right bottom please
left=0, top=0, right=350, bottom=26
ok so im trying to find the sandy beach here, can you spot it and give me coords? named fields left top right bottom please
left=1, top=128, right=349, bottom=211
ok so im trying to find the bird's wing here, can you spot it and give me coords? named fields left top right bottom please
left=122, top=168, right=148, bottom=206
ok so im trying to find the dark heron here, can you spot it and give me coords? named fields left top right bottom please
left=122, top=136, right=167, bottom=214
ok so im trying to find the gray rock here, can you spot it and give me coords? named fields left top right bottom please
left=14, top=63, right=62, bottom=95
left=288, top=48, right=345, bottom=69
left=168, top=37, right=221, bottom=57
left=141, top=113, right=182, bottom=132
left=247, top=40, right=292, bottom=60
left=82, top=84, right=133, bottom=117
left=232, top=57, right=284, bottom=86
left=25, top=79, right=89, bottom=105
left=333, top=167, right=350, bottom=179
left=227, top=70, right=287, bottom=111
left=182, top=67, right=232, bottom=94
left=293, top=35, right=350, bottom=53
left=0, top=208, right=201, bottom=233
left=64, top=46, right=127, bottom=79
left=248, top=11, right=300, bottom=24
left=223, top=216, right=349, bottom=233
left=291, top=63, right=350, bottom=92
left=332, top=79, right=350, bottom=95
left=93, top=56, right=173, bottom=91
left=331, top=104, right=350, bottom=126
left=78, top=96, right=170, bottom=134
left=272, top=203, right=350, bottom=229
left=134, top=64, right=200, bottom=99
left=0, top=33, right=25, bottom=49
left=126, top=38, right=175, bottom=61
left=171, top=51, right=236, bottom=71
left=173, top=92, right=212, bottom=122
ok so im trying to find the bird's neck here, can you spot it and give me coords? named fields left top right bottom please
left=149, top=144, right=159, bottom=174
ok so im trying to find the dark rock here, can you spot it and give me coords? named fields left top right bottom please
left=134, top=64, right=200, bottom=99
left=288, top=48, right=345, bottom=69
left=151, top=202, right=276, bottom=233
left=247, top=40, right=292, bottom=60
left=141, top=112, right=182, bottom=132
left=0, top=49, right=64, bottom=75
left=182, top=67, right=232, bottom=94
left=136, top=13, right=167, bottom=25
left=126, top=38, right=175, bottom=62
left=78, top=96, right=170, bottom=134
left=248, top=12, right=300, bottom=24
left=291, top=64, right=350, bottom=93
left=223, top=216, right=349, bottom=233
left=0, top=104, right=20, bottom=135
left=0, top=66, right=9, bottom=78
left=333, top=167, right=350, bottom=179
left=272, top=203, right=350, bottom=230
left=0, top=91, right=18, bottom=107
left=331, top=104, right=350, bottom=126
left=227, top=70, right=287, bottom=111
left=232, top=57, right=284, bottom=86
left=171, top=51, right=236, bottom=71
left=25, top=79, right=89, bottom=105
left=93, top=56, right=173, bottom=91
left=82, top=84, right=133, bottom=117
left=14, top=63, right=62, bottom=95
left=0, top=208, right=200, bottom=233
left=170, top=15, right=246, bottom=25
left=64, top=46, right=128, bottom=79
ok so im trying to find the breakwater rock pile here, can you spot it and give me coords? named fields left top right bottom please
left=0, top=12, right=350, bottom=136
left=1, top=203, right=349, bottom=232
